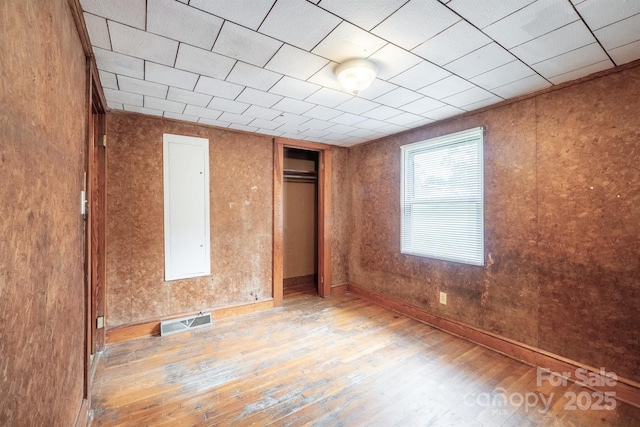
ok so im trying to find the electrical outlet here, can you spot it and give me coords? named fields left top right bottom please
left=96, top=316, right=105, bottom=329
left=439, top=292, right=447, bottom=305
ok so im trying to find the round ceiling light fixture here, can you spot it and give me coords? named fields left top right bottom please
left=335, top=59, right=378, bottom=95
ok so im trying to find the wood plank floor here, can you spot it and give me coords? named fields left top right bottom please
left=91, top=284, right=640, bottom=426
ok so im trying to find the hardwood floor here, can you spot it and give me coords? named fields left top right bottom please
left=91, top=285, right=640, bottom=426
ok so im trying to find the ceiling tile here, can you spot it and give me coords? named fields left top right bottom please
left=147, top=0, right=223, bottom=50
left=361, top=105, right=403, bottom=120
left=510, top=21, right=595, bottom=64
left=208, top=97, right=250, bottom=114
left=145, top=62, right=199, bottom=90
left=440, top=87, right=499, bottom=108
left=108, top=22, right=178, bottom=66
left=411, top=21, right=492, bottom=66
left=608, top=40, right=640, bottom=65
left=94, top=47, right=144, bottom=79
left=226, top=62, right=282, bottom=91
left=164, top=112, right=199, bottom=122
left=236, top=88, right=283, bottom=107
left=374, top=87, right=423, bottom=108
left=375, top=123, right=409, bottom=135
left=199, top=118, right=231, bottom=128
left=98, top=71, right=118, bottom=89
left=318, top=0, right=407, bottom=30
left=103, top=88, right=143, bottom=106
left=303, top=105, right=343, bottom=120
left=336, top=97, right=379, bottom=114
left=594, top=14, right=640, bottom=50
left=305, top=88, right=353, bottom=108
left=245, top=105, right=284, bottom=120
left=385, top=112, right=425, bottom=126
left=144, top=96, right=185, bottom=113
left=491, top=74, right=551, bottom=98
left=299, top=128, right=331, bottom=138
left=324, top=124, right=359, bottom=135
left=312, top=21, right=386, bottom=63
left=470, top=60, right=535, bottom=90
left=268, top=77, right=321, bottom=100
left=547, top=60, right=613, bottom=85
left=371, top=0, right=460, bottom=50
left=447, top=0, right=535, bottom=29
left=348, top=128, right=383, bottom=138
left=117, top=75, right=168, bottom=98
left=274, top=113, right=310, bottom=126
left=532, top=43, right=609, bottom=78
left=304, top=119, right=334, bottom=130
left=460, top=96, right=502, bottom=111
left=483, top=0, right=579, bottom=49
left=80, top=0, right=146, bottom=29
left=183, top=105, right=223, bottom=120
left=194, top=77, right=245, bottom=100
left=167, top=87, right=212, bottom=107
left=367, top=44, right=423, bottom=80
left=389, top=61, right=451, bottom=90
left=329, top=112, right=368, bottom=125
left=258, top=0, right=341, bottom=50
left=124, top=105, right=163, bottom=116
left=423, top=105, right=465, bottom=120
left=418, top=75, right=476, bottom=99
left=575, top=0, right=640, bottom=30
left=214, top=21, right=283, bottom=67
left=356, top=79, right=398, bottom=100
left=83, top=13, right=110, bottom=50
left=248, top=118, right=283, bottom=130
left=175, top=44, right=236, bottom=80
left=255, top=129, right=284, bottom=137
left=272, top=98, right=315, bottom=114
left=107, top=101, right=123, bottom=110
left=307, top=62, right=346, bottom=91
left=445, top=43, right=516, bottom=79
left=399, top=96, right=445, bottom=114
left=354, top=118, right=387, bottom=130
left=219, top=112, right=255, bottom=125
left=228, top=123, right=259, bottom=132
left=189, top=0, right=275, bottom=30
left=265, top=44, right=329, bottom=80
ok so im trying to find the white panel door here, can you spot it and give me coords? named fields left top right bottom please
left=163, top=133, right=210, bottom=280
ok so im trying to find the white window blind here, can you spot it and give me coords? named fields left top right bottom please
left=401, top=127, right=484, bottom=266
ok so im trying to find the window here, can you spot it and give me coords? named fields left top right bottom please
left=401, top=127, right=484, bottom=266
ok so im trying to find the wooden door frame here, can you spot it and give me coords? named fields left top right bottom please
left=273, top=138, right=332, bottom=305
left=83, top=56, right=107, bottom=402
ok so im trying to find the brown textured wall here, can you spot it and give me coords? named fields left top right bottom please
left=107, top=112, right=273, bottom=328
left=331, top=147, right=350, bottom=286
left=349, top=65, right=640, bottom=382
left=0, top=0, right=88, bottom=425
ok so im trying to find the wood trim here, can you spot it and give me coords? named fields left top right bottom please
left=283, top=274, right=316, bottom=288
left=348, top=283, right=640, bottom=409
left=73, top=398, right=90, bottom=427
left=275, top=137, right=332, bottom=151
left=106, top=300, right=275, bottom=344
left=318, top=149, right=332, bottom=297
left=67, top=0, right=92, bottom=56
left=272, top=140, right=284, bottom=307
left=330, top=284, right=348, bottom=295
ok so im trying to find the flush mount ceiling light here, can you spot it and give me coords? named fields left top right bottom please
left=335, top=59, right=378, bottom=95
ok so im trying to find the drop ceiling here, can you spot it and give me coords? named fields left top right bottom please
left=81, top=0, right=640, bottom=146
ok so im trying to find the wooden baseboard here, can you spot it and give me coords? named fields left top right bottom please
left=106, top=299, right=274, bottom=344
left=330, top=283, right=348, bottom=295
left=74, top=398, right=90, bottom=427
left=348, top=283, right=640, bottom=409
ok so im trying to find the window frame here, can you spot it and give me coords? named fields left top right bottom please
left=400, top=127, right=485, bottom=266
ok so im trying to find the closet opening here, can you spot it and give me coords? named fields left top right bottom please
left=283, top=147, right=319, bottom=297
